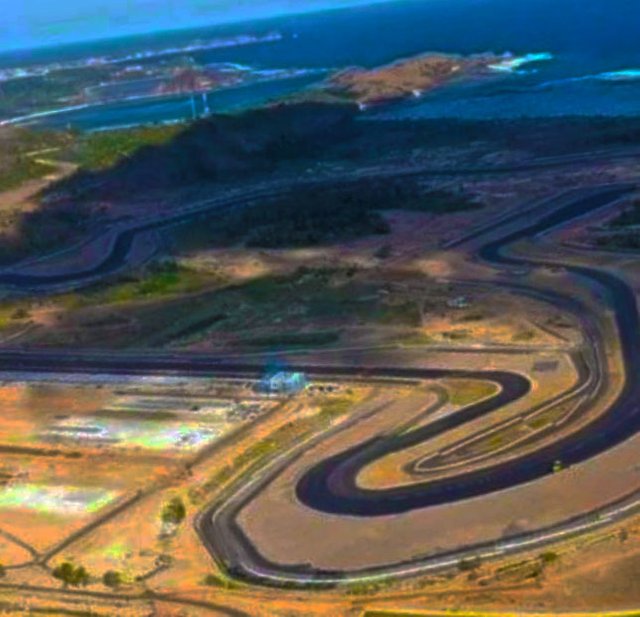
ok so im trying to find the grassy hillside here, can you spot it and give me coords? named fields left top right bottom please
left=0, top=127, right=74, bottom=191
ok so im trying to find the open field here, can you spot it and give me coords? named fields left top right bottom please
left=0, top=250, right=581, bottom=352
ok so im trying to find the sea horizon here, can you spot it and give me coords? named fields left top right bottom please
left=0, top=0, right=400, bottom=57
left=3, top=0, right=639, bottom=130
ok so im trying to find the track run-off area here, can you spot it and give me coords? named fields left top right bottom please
left=0, top=182, right=637, bottom=588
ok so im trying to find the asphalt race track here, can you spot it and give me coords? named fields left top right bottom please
left=0, top=183, right=636, bottom=585
left=0, top=155, right=635, bottom=291
left=198, top=183, right=640, bottom=584
left=294, top=187, right=640, bottom=516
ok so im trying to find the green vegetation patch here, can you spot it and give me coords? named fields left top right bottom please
left=156, top=267, right=374, bottom=346
left=398, top=331, right=435, bottom=345
left=76, top=124, right=183, bottom=170
left=445, top=379, right=498, bottom=406
left=0, top=127, right=74, bottom=191
left=441, top=329, right=469, bottom=341
left=512, top=329, right=535, bottom=342
left=378, top=303, right=424, bottom=327
left=203, top=572, right=241, bottom=589
left=0, top=302, right=33, bottom=331
left=64, top=260, right=224, bottom=308
left=35, top=266, right=452, bottom=350
left=527, top=416, right=550, bottom=430
left=318, top=397, right=353, bottom=421
left=0, top=156, right=50, bottom=192
left=52, top=561, right=90, bottom=588
left=161, top=496, right=186, bottom=525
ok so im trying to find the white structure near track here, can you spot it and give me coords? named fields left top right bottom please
left=259, top=371, right=308, bottom=394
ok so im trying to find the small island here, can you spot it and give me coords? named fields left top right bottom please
left=325, top=52, right=512, bottom=105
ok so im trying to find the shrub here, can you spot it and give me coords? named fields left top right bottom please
left=102, top=570, right=122, bottom=588
left=539, top=551, right=559, bottom=564
left=52, top=562, right=90, bottom=587
left=161, top=496, right=186, bottom=525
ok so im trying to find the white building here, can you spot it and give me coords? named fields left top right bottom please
left=260, top=371, right=308, bottom=394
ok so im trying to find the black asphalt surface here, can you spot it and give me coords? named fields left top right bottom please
left=294, top=186, right=640, bottom=515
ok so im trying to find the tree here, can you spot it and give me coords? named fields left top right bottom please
left=52, top=562, right=74, bottom=587
left=73, top=566, right=90, bottom=587
left=161, top=496, right=186, bottom=526
left=102, top=570, right=122, bottom=589
left=52, top=561, right=90, bottom=587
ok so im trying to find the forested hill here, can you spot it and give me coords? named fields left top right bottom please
left=48, top=102, right=358, bottom=200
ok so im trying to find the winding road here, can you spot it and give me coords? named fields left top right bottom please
left=1, top=150, right=637, bottom=292
left=294, top=187, right=637, bottom=516
left=197, top=183, right=640, bottom=585
left=0, top=180, right=637, bottom=588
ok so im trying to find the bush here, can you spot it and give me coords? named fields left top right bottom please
left=161, top=497, right=186, bottom=525
left=539, top=551, right=559, bottom=564
left=203, top=573, right=237, bottom=589
left=52, top=561, right=90, bottom=587
left=102, top=570, right=122, bottom=588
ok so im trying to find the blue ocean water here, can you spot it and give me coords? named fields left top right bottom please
left=3, top=0, right=640, bottom=129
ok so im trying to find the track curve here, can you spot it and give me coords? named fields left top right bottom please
left=191, top=183, right=640, bottom=586
left=2, top=155, right=636, bottom=291
left=295, top=186, right=638, bottom=516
